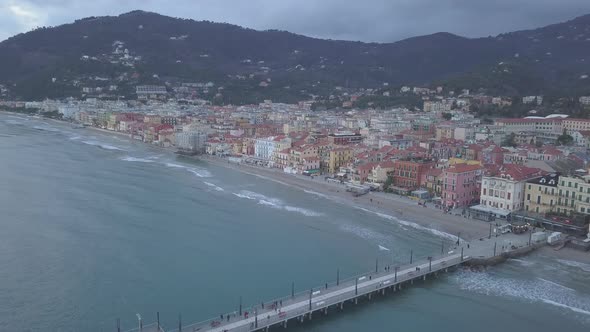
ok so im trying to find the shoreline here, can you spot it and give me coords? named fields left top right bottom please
left=196, top=155, right=492, bottom=242
left=3, top=111, right=588, bottom=260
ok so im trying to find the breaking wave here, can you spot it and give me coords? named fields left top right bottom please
left=81, top=140, right=125, bottom=151
left=164, top=162, right=211, bottom=178
left=303, top=190, right=330, bottom=199
left=204, top=182, right=224, bottom=192
left=355, top=207, right=458, bottom=241
left=120, top=156, right=155, bottom=163
left=232, top=190, right=322, bottom=217
left=453, top=270, right=590, bottom=321
left=557, top=259, right=590, bottom=272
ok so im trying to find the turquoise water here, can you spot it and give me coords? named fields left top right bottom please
left=1, top=113, right=589, bottom=332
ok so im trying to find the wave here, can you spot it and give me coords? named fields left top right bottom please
left=4, top=119, right=24, bottom=125
left=354, top=206, right=459, bottom=241
left=339, top=223, right=391, bottom=243
left=303, top=190, right=330, bottom=199
left=120, top=156, right=155, bottom=163
left=232, top=190, right=323, bottom=217
left=164, top=162, right=212, bottom=178
left=203, top=182, right=224, bottom=192
left=81, top=140, right=125, bottom=151
left=284, top=205, right=323, bottom=217
left=33, top=125, right=61, bottom=132
left=453, top=271, right=590, bottom=320
left=537, top=278, right=575, bottom=292
left=509, top=258, right=535, bottom=267
left=69, top=135, right=82, bottom=140
left=378, top=245, right=391, bottom=251
left=557, top=259, right=590, bottom=272
left=541, top=299, right=590, bottom=316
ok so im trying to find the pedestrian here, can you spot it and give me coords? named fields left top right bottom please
left=279, top=300, right=282, bottom=306
left=220, top=314, right=223, bottom=320
left=261, top=302, right=264, bottom=309
left=467, top=244, right=470, bottom=248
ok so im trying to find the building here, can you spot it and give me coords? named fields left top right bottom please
left=524, top=174, right=559, bottom=214
left=176, top=131, right=208, bottom=153
left=441, top=164, right=483, bottom=209
left=555, top=175, right=590, bottom=215
left=329, top=147, right=353, bottom=174
left=254, top=137, right=276, bottom=161
left=328, top=132, right=363, bottom=145
left=479, top=165, right=544, bottom=214
left=392, top=158, right=435, bottom=190
left=136, top=85, right=168, bottom=100
left=368, top=161, right=395, bottom=184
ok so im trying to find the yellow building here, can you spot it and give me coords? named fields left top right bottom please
left=524, top=174, right=559, bottom=214
left=328, top=147, right=353, bottom=174
left=449, top=158, right=482, bottom=166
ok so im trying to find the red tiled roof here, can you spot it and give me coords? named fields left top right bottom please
left=446, top=164, right=483, bottom=173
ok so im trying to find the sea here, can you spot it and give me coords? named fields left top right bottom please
left=1, top=112, right=590, bottom=332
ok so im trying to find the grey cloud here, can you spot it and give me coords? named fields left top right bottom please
left=2, top=0, right=590, bottom=42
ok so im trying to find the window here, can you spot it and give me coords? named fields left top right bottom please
left=582, top=207, right=586, bottom=213
left=527, top=194, right=531, bottom=201
left=537, top=196, right=541, bottom=204
left=507, top=192, right=511, bottom=200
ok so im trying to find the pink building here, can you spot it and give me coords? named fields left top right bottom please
left=442, top=164, right=483, bottom=209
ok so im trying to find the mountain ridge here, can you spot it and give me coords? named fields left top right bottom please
left=1, top=10, right=590, bottom=103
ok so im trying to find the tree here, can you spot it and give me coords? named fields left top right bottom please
left=557, top=131, right=574, bottom=146
left=502, top=133, right=517, bottom=147
left=442, top=112, right=452, bottom=120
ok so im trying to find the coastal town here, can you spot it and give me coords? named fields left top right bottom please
left=3, top=84, right=590, bottom=250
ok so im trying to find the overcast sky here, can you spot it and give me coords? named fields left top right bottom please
left=2, top=0, right=590, bottom=42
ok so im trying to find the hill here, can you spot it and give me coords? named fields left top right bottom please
left=1, top=10, right=590, bottom=103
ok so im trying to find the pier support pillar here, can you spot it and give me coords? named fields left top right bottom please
left=324, top=308, right=328, bottom=316
left=299, top=315, right=303, bottom=323
left=411, top=279, right=413, bottom=285
left=340, top=302, right=344, bottom=310
left=309, top=312, right=312, bottom=321
left=423, top=275, right=427, bottom=281
left=283, top=320, right=287, bottom=328
left=355, top=298, right=358, bottom=305
left=382, top=288, right=385, bottom=295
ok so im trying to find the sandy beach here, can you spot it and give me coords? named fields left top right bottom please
left=197, top=155, right=493, bottom=242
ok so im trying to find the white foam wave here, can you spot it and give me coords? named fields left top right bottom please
left=69, top=135, right=82, bottom=140
left=355, top=207, right=458, bottom=241
left=509, top=258, right=535, bottom=267
left=542, top=299, right=590, bottom=316
left=379, top=245, right=391, bottom=251
left=81, top=140, right=125, bottom=151
left=284, top=206, right=323, bottom=217
left=120, top=156, right=155, bottom=163
left=537, top=278, right=575, bottom=292
left=339, top=223, right=390, bottom=243
left=164, top=162, right=212, bottom=178
left=204, top=182, right=224, bottom=192
left=233, top=190, right=322, bottom=217
left=453, top=271, right=590, bottom=320
left=557, top=259, right=590, bottom=272
left=303, top=190, right=329, bottom=199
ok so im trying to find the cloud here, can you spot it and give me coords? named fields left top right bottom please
left=1, top=0, right=590, bottom=42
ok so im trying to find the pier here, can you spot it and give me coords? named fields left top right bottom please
left=121, top=231, right=541, bottom=332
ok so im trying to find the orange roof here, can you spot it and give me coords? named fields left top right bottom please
left=446, top=164, right=482, bottom=173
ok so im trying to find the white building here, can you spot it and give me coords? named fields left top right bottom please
left=254, top=137, right=277, bottom=161
left=479, top=165, right=543, bottom=213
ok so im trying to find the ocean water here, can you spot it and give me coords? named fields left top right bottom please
left=1, top=113, right=589, bottom=332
